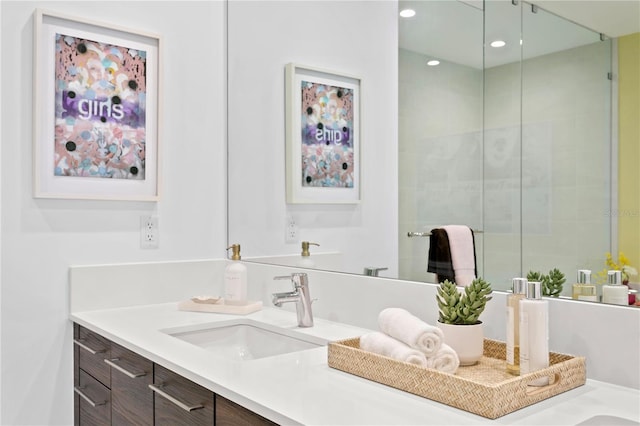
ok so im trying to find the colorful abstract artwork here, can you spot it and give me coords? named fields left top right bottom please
left=54, top=33, right=147, bottom=180
left=300, top=81, right=354, bottom=188
left=285, top=63, right=359, bottom=203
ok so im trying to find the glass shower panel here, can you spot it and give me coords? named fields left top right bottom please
left=398, top=0, right=483, bottom=282
left=520, top=2, right=611, bottom=295
left=483, top=0, right=523, bottom=289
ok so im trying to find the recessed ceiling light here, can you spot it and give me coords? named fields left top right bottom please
left=490, top=40, right=506, bottom=48
left=427, top=60, right=440, bottom=66
left=400, top=9, right=416, bottom=18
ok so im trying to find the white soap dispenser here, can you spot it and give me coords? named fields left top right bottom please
left=602, top=270, right=628, bottom=306
left=224, top=244, right=247, bottom=306
left=519, top=280, right=549, bottom=386
left=297, top=241, right=319, bottom=268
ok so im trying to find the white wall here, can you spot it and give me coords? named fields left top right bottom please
left=227, top=1, right=399, bottom=278
left=0, top=2, right=226, bottom=424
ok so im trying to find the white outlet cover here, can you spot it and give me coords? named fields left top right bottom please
left=140, top=216, right=159, bottom=249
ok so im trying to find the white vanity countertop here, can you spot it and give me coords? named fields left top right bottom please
left=71, top=303, right=640, bottom=425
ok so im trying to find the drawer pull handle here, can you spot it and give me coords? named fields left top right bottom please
left=74, top=386, right=107, bottom=408
left=148, top=384, right=205, bottom=412
left=73, top=339, right=106, bottom=355
left=104, top=358, right=147, bottom=378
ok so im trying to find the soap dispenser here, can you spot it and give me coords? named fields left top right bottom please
left=519, top=281, right=549, bottom=386
left=572, top=270, right=597, bottom=302
left=224, top=244, right=247, bottom=305
left=297, top=241, right=319, bottom=268
left=602, top=270, right=628, bottom=306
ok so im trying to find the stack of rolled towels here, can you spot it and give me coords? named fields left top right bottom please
left=359, top=307, right=460, bottom=374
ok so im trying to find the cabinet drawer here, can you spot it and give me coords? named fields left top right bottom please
left=75, top=325, right=111, bottom=387
left=109, top=342, right=153, bottom=426
left=215, top=395, right=277, bottom=426
left=152, top=364, right=214, bottom=425
left=75, top=369, right=110, bottom=426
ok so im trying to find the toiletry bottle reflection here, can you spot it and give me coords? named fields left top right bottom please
left=519, top=281, right=549, bottom=386
left=297, top=241, right=320, bottom=268
left=506, top=278, right=527, bottom=375
left=224, top=244, right=248, bottom=306
left=602, top=270, right=628, bottom=306
left=572, top=269, right=597, bottom=302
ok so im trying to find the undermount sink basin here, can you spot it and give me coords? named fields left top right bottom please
left=576, top=415, right=640, bottom=425
left=163, top=319, right=326, bottom=361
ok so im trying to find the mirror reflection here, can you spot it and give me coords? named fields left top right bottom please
left=399, top=0, right=613, bottom=295
left=228, top=0, right=637, bottom=303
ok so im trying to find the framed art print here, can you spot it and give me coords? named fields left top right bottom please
left=285, top=63, right=361, bottom=204
left=33, top=9, right=161, bottom=201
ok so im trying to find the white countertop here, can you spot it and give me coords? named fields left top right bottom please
left=71, top=303, right=640, bottom=425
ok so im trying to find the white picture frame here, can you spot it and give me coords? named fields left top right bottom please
left=33, top=9, right=161, bottom=201
left=285, top=63, right=361, bottom=204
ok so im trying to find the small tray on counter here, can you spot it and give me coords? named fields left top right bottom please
left=327, top=338, right=586, bottom=419
left=178, top=299, right=263, bottom=315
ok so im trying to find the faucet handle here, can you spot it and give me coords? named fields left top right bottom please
left=273, top=275, right=292, bottom=281
left=273, top=272, right=308, bottom=289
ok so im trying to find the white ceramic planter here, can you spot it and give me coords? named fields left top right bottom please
left=437, top=321, right=484, bottom=366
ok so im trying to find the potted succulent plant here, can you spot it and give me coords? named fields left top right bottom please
left=436, top=278, right=493, bottom=365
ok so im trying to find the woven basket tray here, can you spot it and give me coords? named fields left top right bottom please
left=327, top=337, right=586, bottom=419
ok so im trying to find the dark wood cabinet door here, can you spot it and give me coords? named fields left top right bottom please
left=76, top=369, right=111, bottom=426
left=76, top=325, right=111, bottom=388
left=152, top=364, right=214, bottom=426
left=215, top=395, right=278, bottom=426
left=109, top=342, right=153, bottom=426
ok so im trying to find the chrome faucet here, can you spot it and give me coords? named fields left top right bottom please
left=272, top=272, right=314, bottom=327
left=363, top=266, right=388, bottom=277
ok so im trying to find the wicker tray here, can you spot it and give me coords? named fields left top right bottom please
left=327, top=337, right=586, bottom=419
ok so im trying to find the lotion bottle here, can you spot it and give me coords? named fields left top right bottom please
left=519, top=281, right=549, bottom=386
left=506, top=277, right=527, bottom=375
left=224, top=244, right=247, bottom=305
left=602, top=270, right=628, bottom=306
left=572, top=269, right=597, bottom=302
left=297, top=241, right=320, bottom=268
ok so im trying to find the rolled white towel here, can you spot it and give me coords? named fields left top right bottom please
left=427, top=343, right=460, bottom=374
left=378, top=308, right=444, bottom=357
left=359, top=332, right=428, bottom=367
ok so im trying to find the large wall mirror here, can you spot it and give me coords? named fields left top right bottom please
left=228, top=0, right=636, bottom=303
left=399, top=0, right=613, bottom=293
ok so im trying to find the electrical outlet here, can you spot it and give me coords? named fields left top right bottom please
left=140, top=215, right=159, bottom=249
left=285, top=216, right=299, bottom=243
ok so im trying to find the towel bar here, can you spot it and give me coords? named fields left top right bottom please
left=407, top=230, right=483, bottom=237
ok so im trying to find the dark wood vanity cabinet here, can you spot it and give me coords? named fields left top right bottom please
left=74, top=325, right=153, bottom=425
left=73, top=323, right=278, bottom=425
left=152, top=364, right=214, bottom=425
left=109, top=342, right=154, bottom=425
left=74, top=324, right=112, bottom=426
left=216, top=395, right=277, bottom=426
left=77, top=369, right=111, bottom=426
